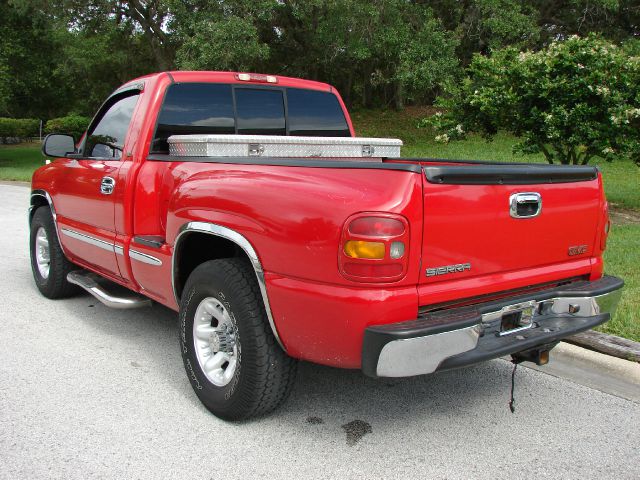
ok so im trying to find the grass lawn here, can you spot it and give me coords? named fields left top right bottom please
left=602, top=225, right=640, bottom=342
left=0, top=142, right=43, bottom=182
left=2, top=112, right=638, bottom=342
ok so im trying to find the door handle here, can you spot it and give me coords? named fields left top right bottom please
left=100, top=176, right=116, bottom=195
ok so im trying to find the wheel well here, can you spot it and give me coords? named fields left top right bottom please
left=173, top=232, right=247, bottom=301
left=30, top=195, right=50, bottom=224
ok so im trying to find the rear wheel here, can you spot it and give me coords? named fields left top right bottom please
left=30, top=207, right=79, bottom=299
left=179, top=258, right=297, bottom=420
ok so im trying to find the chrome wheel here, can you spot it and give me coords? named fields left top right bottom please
left=35, top=227, right=50, bottom=279
left=193, top=297, right=239, bottom=387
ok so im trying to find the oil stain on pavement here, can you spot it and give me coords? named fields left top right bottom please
left=341, top=420, right=372, bottom=446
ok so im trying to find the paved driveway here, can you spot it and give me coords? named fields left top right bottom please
left=1, top=183, right=638, bottom=479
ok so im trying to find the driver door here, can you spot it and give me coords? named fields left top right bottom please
left=54, top=91, right=140, bottom=280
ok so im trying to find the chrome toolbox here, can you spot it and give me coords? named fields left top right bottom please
left=167, top=134, right=403, bottom=158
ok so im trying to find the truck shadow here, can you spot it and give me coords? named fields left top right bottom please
left=66, top=293, right=524, bottom=430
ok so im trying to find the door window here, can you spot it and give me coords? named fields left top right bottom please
left=84, top=93, right=139, bottom=159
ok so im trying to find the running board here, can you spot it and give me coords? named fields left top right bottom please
left=67, top=271, right=152, bottom=309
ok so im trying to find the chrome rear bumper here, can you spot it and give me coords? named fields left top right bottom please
left=362, top=275, right=624, bottom=378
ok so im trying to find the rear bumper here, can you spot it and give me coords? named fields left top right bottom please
left=362, top=275, right=624, bottom=378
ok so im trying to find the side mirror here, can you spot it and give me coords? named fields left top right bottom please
left=42, top=134, right=76, bottom=158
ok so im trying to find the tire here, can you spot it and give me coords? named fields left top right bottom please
left=30, top=206, right=79, bottom=299
left=179, top=258, right=297, bottom=420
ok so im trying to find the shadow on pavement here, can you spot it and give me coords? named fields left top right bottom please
left=66, top=289, right=518, bottom=430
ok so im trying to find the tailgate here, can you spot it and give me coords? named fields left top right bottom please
left=419, top=164, right=602, bottom=293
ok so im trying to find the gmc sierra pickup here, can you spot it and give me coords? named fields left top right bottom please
left=30, top=71, right=623, bottom=420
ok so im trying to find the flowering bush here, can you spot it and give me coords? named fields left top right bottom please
left=424, top=35, right=640, bottom=165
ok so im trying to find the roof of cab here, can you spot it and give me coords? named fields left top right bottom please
left=125, top=71, right=334, bottom=92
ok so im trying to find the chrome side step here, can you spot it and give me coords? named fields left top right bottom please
left=67, top=271, right=152, bottom=309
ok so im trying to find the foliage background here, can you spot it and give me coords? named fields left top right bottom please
left=425, top=35, right=640, bottom=165
left=1, top=0, right=639, bottom=119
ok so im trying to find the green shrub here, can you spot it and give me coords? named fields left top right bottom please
left=0, top=117, right=39, bottom=139
left=425, top=35, right=640, bottom=165
left=44, top=115, right=90, bottom=140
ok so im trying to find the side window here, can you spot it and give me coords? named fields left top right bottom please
left=235, top=88, right=286, bottom=135
left=286, top=88, right=350, bottom=136
left=153, top=83, right=235, bottom=152
left=84, top=93, right=139, bottom=159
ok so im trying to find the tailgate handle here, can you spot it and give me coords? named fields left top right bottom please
left=510, top=192, right=542, bottom=218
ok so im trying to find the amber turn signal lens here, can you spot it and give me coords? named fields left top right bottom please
left=343, top=240, right=385, bottom=259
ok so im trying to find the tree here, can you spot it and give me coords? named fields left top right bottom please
left=426, top=35, right=640, bottom=165
left=53, top=23, right=160, bottom=115
left=0, top=1, right=67, bottom=118
left=175, top=16, right=270, bottom=71
left=266, top=0, right=459, bottom=109
left=533, top=0, right=640, bottom=45
left=48, top=0, right=175, bottom=71
left=427, top=0, right=540, bottom=64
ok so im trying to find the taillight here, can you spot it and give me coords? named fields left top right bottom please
left=339, top=213, right=409, bottom=282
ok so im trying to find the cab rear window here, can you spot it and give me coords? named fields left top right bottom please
left=152, top=83, right=350, bottom=153
left=235, top=88, right=286, bottom=136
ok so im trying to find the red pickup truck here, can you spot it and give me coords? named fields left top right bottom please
left=30, top=71, right=623, bottom=420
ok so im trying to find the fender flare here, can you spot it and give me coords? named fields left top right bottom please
left=30, top=189, right=67, bottom=256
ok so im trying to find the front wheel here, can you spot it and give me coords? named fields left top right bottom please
left=179, top=258, right=297, bottom=420
left=30, top=207, right=79, bottom=299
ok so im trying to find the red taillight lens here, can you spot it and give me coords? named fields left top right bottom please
left=339, top=213, right=409, bottom=283
left=343, top=263, right=403, bottom=278
left=348, top=217, right=405, bottom=237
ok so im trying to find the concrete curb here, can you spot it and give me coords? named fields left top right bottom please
left=522, top=342, right=640, bottom=403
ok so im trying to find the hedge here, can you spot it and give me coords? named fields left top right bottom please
left=44, top=115, right=91, bottom=140
left=0, top=117, right=40, bottom=139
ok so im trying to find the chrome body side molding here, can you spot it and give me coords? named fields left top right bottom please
left=172, top=221, right=285, bottom=350
left=61, top=228, right=116, bottom=253
left=129, top=249, right=162, bottom=266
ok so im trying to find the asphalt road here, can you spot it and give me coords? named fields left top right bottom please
left=1, top=183, right=639, bottom=480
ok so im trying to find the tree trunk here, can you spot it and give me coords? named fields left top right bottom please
left=343, top=71, right=353, bottom=107
left=362, top=69, right=371, bottom=108
left=394, top=81, right=404, bottom=111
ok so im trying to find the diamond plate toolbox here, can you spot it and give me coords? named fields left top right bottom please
left=167, top=135, right=403, bottom=158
